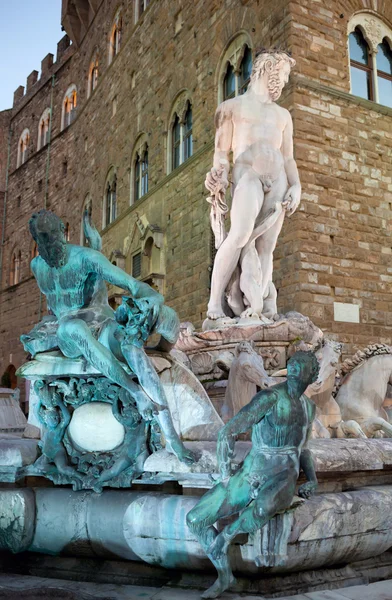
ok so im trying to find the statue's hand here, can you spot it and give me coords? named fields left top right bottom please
left=298, top=480, right=317, bottom=499
left=282, top=184, right=301, bottom=216
left=205, top=167, right=229, bottom=195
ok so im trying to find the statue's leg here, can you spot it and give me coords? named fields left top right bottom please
left=187, top=477, right=251, bottom=599
left=207, top=170, right=264, bottom=319
left=255, top=172, right=287, bottom=299
left=239, top=242, right=265, bottom=319
left=121, top=343, right=195, bottom=464
left=209, top=468, right=297, bottom=562
left=57, top=318, right=152, bottom=415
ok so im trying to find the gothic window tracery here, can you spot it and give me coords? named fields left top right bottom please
left=218, top=35, right=253, bottom=103
left=109, top=9, right=122, bottom=64
left=62, top=85, right=78, bottom=130
left=168, top=96, right=193, bottom=173
left=17, top=129, right=30, bottom=168
left=348, top=14, right=392, bottom=108
left=37, top=108, right=51, bottom=151
left=104, top=170, right=117, bottom=227
left=88, top=53, right=99, bottom=98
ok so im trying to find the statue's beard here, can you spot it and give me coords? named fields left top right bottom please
left=268, top=70, right=283, bottom=101
left=39, top=240, right=67, bottom=268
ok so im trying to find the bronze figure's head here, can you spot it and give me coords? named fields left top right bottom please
left=29, top=210, right=68, bottom=268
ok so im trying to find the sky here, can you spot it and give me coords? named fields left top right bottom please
left=0, top=1, right=63, bottom=111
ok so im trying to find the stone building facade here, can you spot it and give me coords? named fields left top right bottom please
left=0, top=0, right=391, bottom=399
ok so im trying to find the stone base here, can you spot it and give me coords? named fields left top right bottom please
left=176, top=312, right=323, bottom=384
left=1, top=554, right=392, bottom=598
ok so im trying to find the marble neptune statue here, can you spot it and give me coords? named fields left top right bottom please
left=187, top=351, right=319, bottom=599
left=21, top=210, right=194, bottom=466
left=206, top=49, right=299, bottom=324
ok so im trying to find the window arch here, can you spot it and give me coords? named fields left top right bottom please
left=87, top=51, right=99, bottom=98
left=167, top=93, right=193, bottom=173
left=37, top=108, right=51, bottom=151
left=134, top=0, right=150, bottom=22
left=17, top=129, right=30, bottom=168
left=10, top=250, right=21, bottom=286
left=348, top=14, right=392, bottom=108
left=130, top=135, right=149, bottom=204
left=217, top=33, right=253, bottom=103
left=61, top=84, right=78, bottom=130
left=103, top=168, right=117, bottom=228
left=109, top=8, right=122, bottom=64
left=377, top=39, right=392, bottom=108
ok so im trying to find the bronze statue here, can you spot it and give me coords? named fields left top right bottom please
left=186, top=351, right=320, bottom=598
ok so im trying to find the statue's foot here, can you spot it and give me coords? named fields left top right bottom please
left=208, top=532, right=229, bottom=560
left=240, top=307, right=272, bottom=324
left=201, top=574, right=237, bottom=599
left=171, top=442, right=196, bottom=465
left=206, top=305, right=227, bottom=320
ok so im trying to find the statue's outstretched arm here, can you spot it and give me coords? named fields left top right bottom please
left=84, top=249, right=163, bottom=305
left=217, top=389, right=277, bottom=478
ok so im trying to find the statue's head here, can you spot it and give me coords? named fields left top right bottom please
left=250, top=49, right=296, bottom=101
left=29, top=210, right=67, bottom=268
left=286, top=351, right=320, bottom=397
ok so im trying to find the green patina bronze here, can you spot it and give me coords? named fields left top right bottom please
left=20, top=209, right=194, bottom=490
left=186, top=351, right=320, bottom=599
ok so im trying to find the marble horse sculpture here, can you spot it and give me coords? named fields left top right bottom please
left=334, top=344, right=392, bottom=438
left=21, top=209, right=194, bottom=489
left=187, top=351, right=320, bottom=598
left=205, top=49, right=300, bottom=325
left=219, top=341, right=274, bottom=422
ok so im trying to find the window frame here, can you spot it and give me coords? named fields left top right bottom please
left=17, top=129, right=30, bottom=168
left=103, top=170, right=118, bottom=228
left=349, top=28, right=374, bottom=101
left=168, top=97, right=193, bottom=174
left=348, top=14, right=392, bottom=108
left=109, top=9, right=122, bottom=65
left=61, top=85, right=78, bottom=131
left=37, top=108, right=51, bottom=151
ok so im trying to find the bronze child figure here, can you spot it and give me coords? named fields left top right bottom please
left=186, top=350, right=320, bottom=599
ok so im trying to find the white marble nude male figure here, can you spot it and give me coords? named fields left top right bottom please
left=206, top=50, right=300, bottom=321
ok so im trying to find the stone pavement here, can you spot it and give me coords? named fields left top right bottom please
left=0, top=575, right=391, bottom=600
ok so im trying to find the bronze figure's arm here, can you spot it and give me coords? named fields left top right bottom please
left=217, top=388, right=277, bottom=479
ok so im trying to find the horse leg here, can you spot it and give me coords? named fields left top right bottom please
left=362, top=417, right=392, bottom=438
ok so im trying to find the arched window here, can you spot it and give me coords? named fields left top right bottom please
left=167, top=92, right=194, bottom=173
left=223, top=64, right=236, bottom=100
left=109, top=9, right=122, bottom=64
left=172, top=115, right=181, bottom=170
left=134, top=146, right=148, bottom=202
left=238, top=46, right=252, bottom=95
left=17, top=129, right=30, bottom=168
left=64, top=222, right=70, bottom=241
left=62, top=85, right=77, bottom=130
left=218, top=36, right=253, bottom=103
left=88, top=53, right=99, bottom=98
left=377, top=39, right=392, bottom=108
left=349, top=28, right=373, bottom=100
left=104, top=170, right=117, bottom=227
left=183, top=103, right=193, bottom=161
left=10, top=250, right=21, bottom=286
left=80, top=194, right=92, bottom=245
left=37, top=108, right=51, bottom=151
left=135, top=0, right=150, bottom=22
left=348, top=14, right=392, bottom=108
